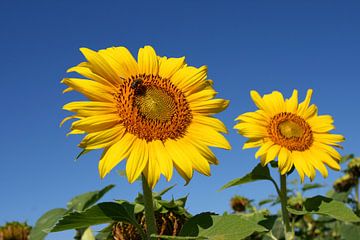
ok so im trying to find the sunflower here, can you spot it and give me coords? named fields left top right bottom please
left=61, top=45, right=230, bottom=188
left=234, top=89, right=344, bottom=181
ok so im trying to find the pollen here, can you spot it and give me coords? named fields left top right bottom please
left=135, top=86, right=176, bottom=122
left=268, top=112, right=313, bottom=151
left=114, top=74, right=192, bottom=142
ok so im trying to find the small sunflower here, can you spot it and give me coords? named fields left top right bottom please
left=234, top=89, right=344, bottom=181
left=61, top=45, right=230, bottom=188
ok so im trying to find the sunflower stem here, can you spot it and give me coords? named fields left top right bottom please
left=141, top=174, right=158, bottom=239
left=279, top=173, right=292, bottom=239
left=355, top=178, right=360, bottom=211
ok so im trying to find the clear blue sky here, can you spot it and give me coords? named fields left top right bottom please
left=1, top=0, right=359, bottom=239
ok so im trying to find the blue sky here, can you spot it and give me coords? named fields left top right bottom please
left=1, top=0, right=359, bottom=239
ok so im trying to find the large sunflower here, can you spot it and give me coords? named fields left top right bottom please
left=61, top=45, right=230, bottom=188
left=234, top=89, right=344, bottom=181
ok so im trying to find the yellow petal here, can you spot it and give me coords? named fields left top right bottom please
left=313, top=133, right=344, bottom=147
left=193, top=115, right=227, bottom=133
left=71, top=114, right=120, bottom=132
left=278, top=147, right=290, bottom=174
left=98, top=47, right=138, bottom=80
left=285, top=89, right=298, bottom=113
left=250, top=90, right=272, bottom=115
left=255, top=141, right=274, bottom=159
left=63, top=101, right=117, bottom=117
left=302, top=104, right=318, bottom=120
left=263, top=91, right=285, bottom=113
left=171, top=66, right=207, bottom=94
left=151, top=140, right=173, bottom=181
left=234, top=122, right=268, bottom=138
left=308, top=115, right=334, bottom=133
left=243, top=139, right=264, bottom=150
left=235, top=111, right=270, bottom=127
left=312, top=148, right=341, bottom=171
left=79, top=125, right=125, bottom=149
left=61, top=78, right=114, bottom=102
left=98, top=133, right=136, bottom=178
left=187, top=123, right=231, bottom=150
left=158, top=56, right=185, bottom=79
left=138, top=46, right=159, bottom=76
left=264, top=144, right=281, bottom=165
left=126, top=139, right=149, bottom=183
left=164, top=139, right=193, bottom=183
left=184, top=136, right=219, bottom=164
left=67, top=64, right=114, bottom=87
left=106, top=46, right=138, bottom=76
left=143, top=141, right=161, bottom=189
left=190, top=99, right=229, bottom=115
left=178, top=138, right=211, bottom=176
left=79, top=48, right=120, bottom=86
left=187, top=89, right=218, bottom=103
left=297, top=89, right=313, bottom=117
left=306, top=149, right=328, bottom=178
left=313, top=142, right=342, bottom=160
left=292, top=152, right=306, bottom=182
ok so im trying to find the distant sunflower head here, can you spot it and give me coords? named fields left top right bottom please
left=61, top=45, right=230, bottom=188
left=234, top=89, right=344, bottom=182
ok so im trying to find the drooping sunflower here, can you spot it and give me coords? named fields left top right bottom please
left=234, top=89, right=344, bottom=181
left=61, top=45, right=230, bottom=188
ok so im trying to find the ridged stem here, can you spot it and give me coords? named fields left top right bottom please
left=142, top=174, right=157, bottom=239
left=279, top=174, right=292, bottom=239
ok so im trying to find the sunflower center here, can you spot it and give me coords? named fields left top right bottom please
left=114, top=75, right=192, bottom=142
left=278, top=120, right=304, bottom=138
left=268, top=112, right=313, bottom=151
left=135, top=86, right=176, bottom=122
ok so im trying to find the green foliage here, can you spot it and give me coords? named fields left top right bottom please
left=287, top=195, right=360, bottom=222
left=301, top=183, right=324, bottom=192
left=339, top=223, right=360, bottom=240
left=51, top=202, right=139, bottom=232
left=177, top=212, right=274, bottom=240
left=67, top=185, right=115, bottom=211
left=220, top=164, right=279, bottom=193
left=29, top=208, right=67, bottom=240
left=29, top=185, right=114, bottom=240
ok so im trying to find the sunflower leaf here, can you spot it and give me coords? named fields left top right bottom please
left=67, top=184, right=115, bottom=211
left=220, top=163, right=274, bottom=190
left=301, top=183, right=324, bottom=192
left=179, top=212, right=273, bottom=239
left=287, top=195, right=360, bottom=222
left=339, top=223, right=360, bottom=240
left=29, top=208, right=67, bottom=240
left=51, top=202, right=139, bottom=232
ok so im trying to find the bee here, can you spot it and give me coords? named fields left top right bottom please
left=131, top=78, right=143, bottom=89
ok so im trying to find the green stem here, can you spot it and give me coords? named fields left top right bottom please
left=355, top=178, right=360, bottom=211
left=142, top=174, right=158, bottom=239
left=279, top=174, right=292, bottom=239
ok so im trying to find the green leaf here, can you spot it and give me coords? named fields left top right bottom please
left=67, top=185, right=115, bottom=211
left=326, top=189, right=352, bottom=203
left=157, top=184, right=176, bottom=197
left=179, top=212, right=272, bottom=239
left=258, top=199, right=274, bottom=206
left=340, top=154, right=354, bottom=164
left=287, top=195, right=360, bottom=222
left=152, top=235, right=204, bottom=240
left=95, top=225, right=113, bottom=240
left=340, top=223, right=360, bottom=240
left=29, top=208, right=67, bottom=240
left=51, top=202, right=138, bottom=232
left=301, top=183, right=324, bottom=192
left=76, top=149, right=91, bottom=160
left=220, top=164, right=275, bottom=190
